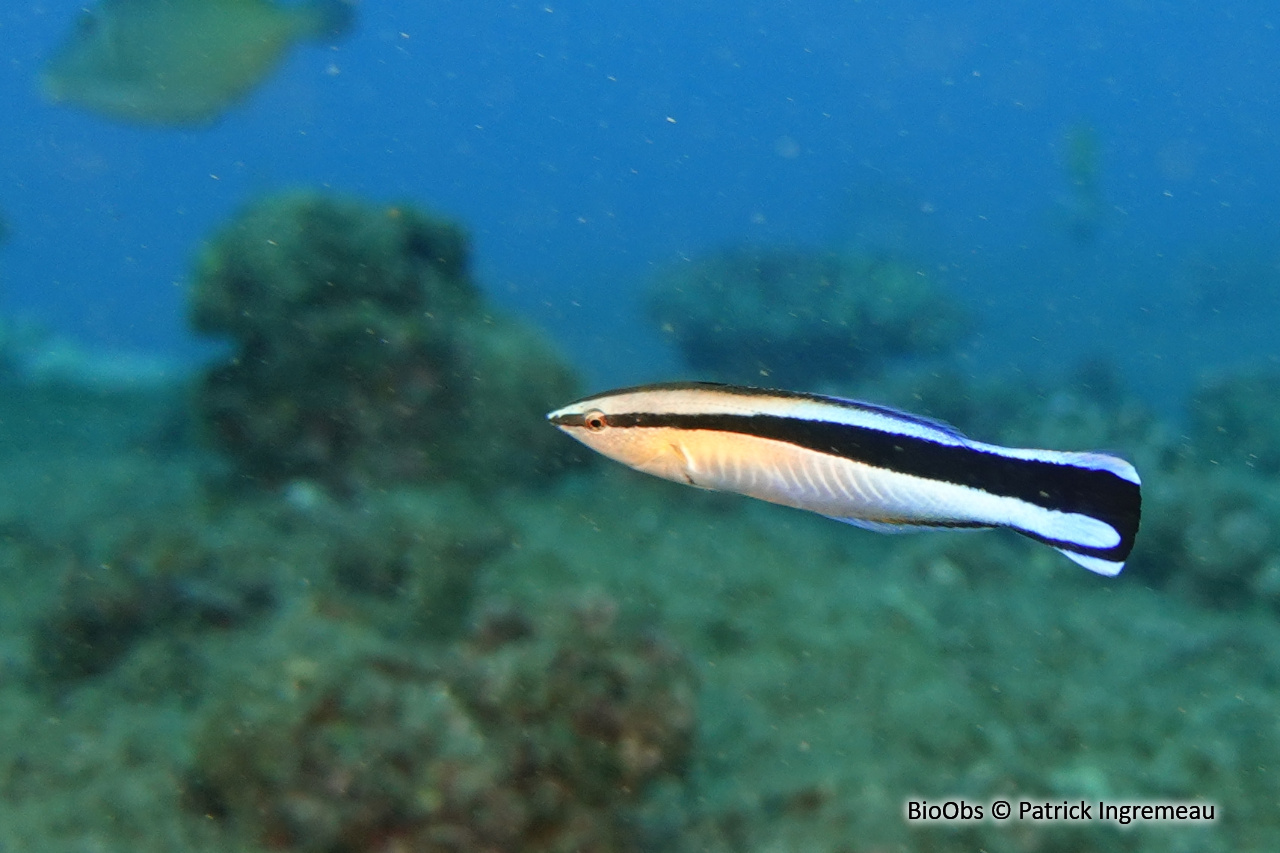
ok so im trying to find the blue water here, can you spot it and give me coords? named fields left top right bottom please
left=3, top=0, right=1279, bottom=399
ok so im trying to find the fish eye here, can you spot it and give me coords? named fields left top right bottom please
left=583, top=409, right=608, bottom=432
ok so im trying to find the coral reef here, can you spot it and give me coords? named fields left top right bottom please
left=647, top=246, right=967, bottom=386
left=187, top=595, right=697, bottom=853
left=190, top=191, right=583, bottom=490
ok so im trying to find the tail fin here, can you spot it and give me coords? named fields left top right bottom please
left=973, top=444, right=1142, bottom=576
left=1029, top=455, right=1141, bottom=576
left=1058, top=548, right=1127, bottom=577
left=300, top=0, right=357, bottom=40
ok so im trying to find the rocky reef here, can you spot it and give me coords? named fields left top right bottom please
left=190, top=191, right=583, bottom=491
left=8, top=337, right=1280, bottom=853
left=185, top=595, right=696, bottom=853
left=8, top=192, right=703, bottom=853
left=11, top=192, right=1280, bottom=853
left=647, top=246, right=967, bottom=386
left=180, top=589, right=696, bottom=850
left=14, top=410, right=699, bottom=851
left=28, top=485, right=509, bottom=688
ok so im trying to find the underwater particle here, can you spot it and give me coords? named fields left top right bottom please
left=647, top=246, right=967, bottom=386
left=40, top=0, right=356, bottom=126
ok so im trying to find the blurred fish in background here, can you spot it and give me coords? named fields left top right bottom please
left=1053, top=122, right=1107, bottom=244
left=40, top=0, right=356, bottom=126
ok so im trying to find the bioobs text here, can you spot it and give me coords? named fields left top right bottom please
left=905, top=800, right=984, bottom=821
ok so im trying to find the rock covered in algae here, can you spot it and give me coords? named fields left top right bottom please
left=28, top=484, right=510, bottom=686
left=186, top=595, right=697, bottom=853
left=190, top=191, right=582, bottom=490
left=647, top=246, right=967, bottom=386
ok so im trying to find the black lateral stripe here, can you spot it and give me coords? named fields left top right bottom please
left=566, top=381, right=960, bottom=435
left=613, top=411, right=1142, bottom=559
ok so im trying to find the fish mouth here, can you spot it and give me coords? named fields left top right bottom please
left=546, top=409, right=585, bottom=428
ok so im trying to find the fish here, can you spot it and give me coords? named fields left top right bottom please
left=40, top=0, right=356, bottom=126
left=547, top=382, right=1142, bottom=575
